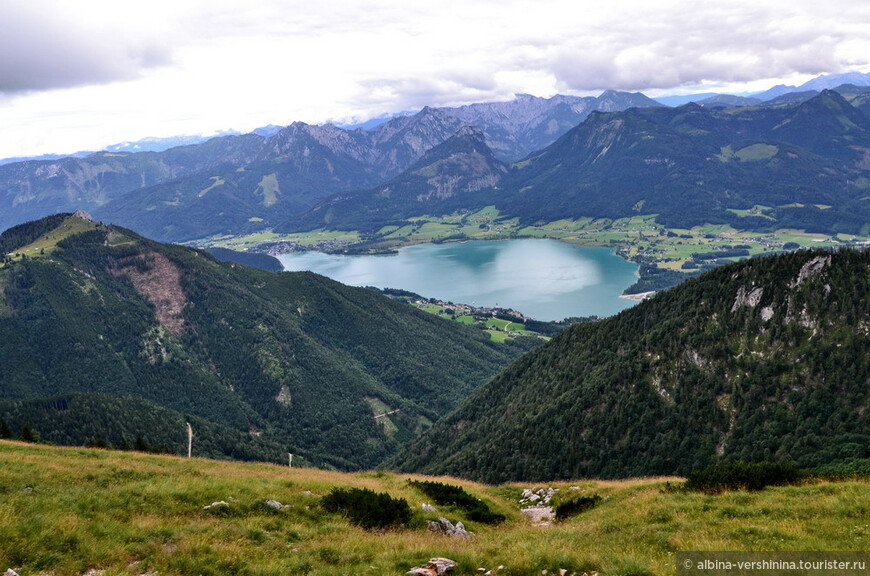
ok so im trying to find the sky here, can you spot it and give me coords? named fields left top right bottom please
left=1, top=0, right=869, bottom=159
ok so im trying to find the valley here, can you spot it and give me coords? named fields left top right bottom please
left=1, top=80, right=867, bottom=499
left=3, top=4, right=870, bottom=573
left=0, top=214, right=533, bottom=470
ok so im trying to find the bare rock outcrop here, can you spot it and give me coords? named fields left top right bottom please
left=731, top=286, right=764, bottom=312
left=792, top=255, right=831, bottom=287
left=427, top=517, right=473, bottom=539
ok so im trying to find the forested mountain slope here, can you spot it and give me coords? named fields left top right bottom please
left=494, top=90, right=870, bottom=234
left=390, top=249, right=869, bottom=482
left=0, top=214, right=531, bottom=468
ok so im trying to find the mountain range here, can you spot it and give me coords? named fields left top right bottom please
left=292, top=89, right=870, bottom=236
left=3, top=80, right=870, bottom=246
left=0, top=213, right=533, bottom=469
left=0, top=91, right=657, bottom=241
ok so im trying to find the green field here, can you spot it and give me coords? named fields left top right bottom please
left=1, top=440, right=867, bottom=576
left=485, top=318, right=526, bottom=332
left=407, top=303, right=543, bottom=342
left=190, top=229, right=361, bottom=253
left=2, top=215, right=104, bottom=266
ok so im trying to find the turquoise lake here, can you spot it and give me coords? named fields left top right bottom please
left=277, top=238, right=639, bottom=321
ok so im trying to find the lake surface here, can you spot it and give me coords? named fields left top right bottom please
left=277, top=239, right=639, bottom=321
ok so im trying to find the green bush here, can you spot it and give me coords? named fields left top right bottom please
left=809, top=459, right=870, bottom=480
left=554, top=495, right=602, bottom=520
left=408, top=479, right=505, bottom=524
left=684, top=462, right=803, bottom=493
left=321, top=487, right=411, bottom=530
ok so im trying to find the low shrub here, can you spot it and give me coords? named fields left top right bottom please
left=684, top=461, right=802, bottom=493
left=321, top=487, right=411, bottom=530
left=554, top=495, right=602, bottom=521
left=408, top=479, right=505, bottom=524
left=809, top=459, right=870, bottom=480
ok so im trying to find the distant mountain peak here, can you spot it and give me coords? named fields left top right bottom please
left=408, top=125, right=507, bottom=176
left=453, top=124, right=487, bottom=141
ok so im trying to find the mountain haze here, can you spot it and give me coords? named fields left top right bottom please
left=439, top=91, right=662, bottom=161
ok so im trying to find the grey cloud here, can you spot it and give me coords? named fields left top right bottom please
left=545, top=4, right=863, bottom=91
left=0, top=2, right=172, bottom=93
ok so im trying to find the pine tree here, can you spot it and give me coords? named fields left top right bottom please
left=19, top=423, right=38, bottom=442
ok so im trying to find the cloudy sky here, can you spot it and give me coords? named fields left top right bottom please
left=1, top=0, right=868, bottom=159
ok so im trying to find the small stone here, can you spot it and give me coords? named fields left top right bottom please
left=422, top=503, right=438, bottom=512
left=264, top=499, right=291, bottom=510
left=203, top=501, right=229, bottom=510
left=6, top=569, right=21, bottom=576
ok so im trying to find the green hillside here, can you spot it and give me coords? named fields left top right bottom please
left=391, top=249, right=869, bottom=482
left=0, top=214, right=530, bottom=469
left=1, top=440, right=867, bottom=576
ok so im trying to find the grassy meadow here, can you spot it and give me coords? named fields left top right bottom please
left=1, top=440, right=867, bottom=576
